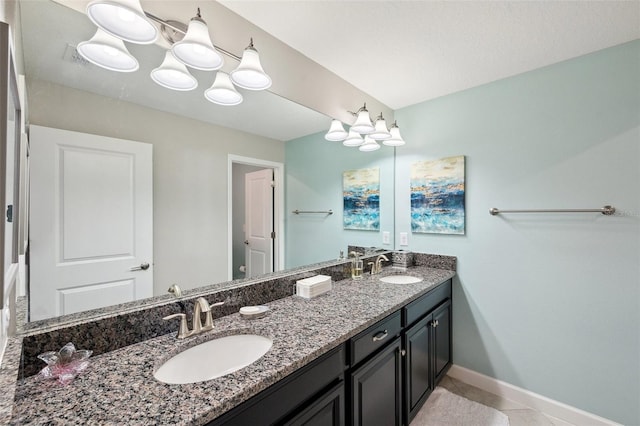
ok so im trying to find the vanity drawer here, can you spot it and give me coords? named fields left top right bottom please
left=350, top=311, right=402, bottom=366
left=403, top=279, right=452, bottom=327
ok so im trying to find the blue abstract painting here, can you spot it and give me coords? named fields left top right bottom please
left=343, top=167, right=380, bottom=231
left=411, top=156, right=465, bottom=235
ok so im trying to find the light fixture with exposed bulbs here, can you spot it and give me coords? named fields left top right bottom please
left=78, top=2, right=272, bottom=107
left=324, top=103, right=406, bottom=149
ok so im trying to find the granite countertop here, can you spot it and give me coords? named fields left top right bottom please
left=9, top=266, right=455, bottom=425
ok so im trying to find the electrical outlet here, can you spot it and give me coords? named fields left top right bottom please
left=382, top=231, right=390, bottom=245
left=400, top=232, right=408, bottom=246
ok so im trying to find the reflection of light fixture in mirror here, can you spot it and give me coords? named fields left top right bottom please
left=230, top=39, right=272, bottom=90
left=77, top=28, right=139, bottom=72
left=150, top=51, right=198, bottom=91
left=171, top=8, right=223, bottom=71
left=325, top=119, right=348, bottom=141
left=359, top=136, right=381, bottom=152
left=369, top=113, right=391, bottom=140
left=86, top=0, right=158, bottom=44
left=350, top=103, right=375, bottom=134
left=343, top=130, right=364, bottom=147
left=324, top=105, right=406, bottom=150
left=80, top=5, right=271, bottom=103
left=383, top=121, right=406, bottom=146
left=204, top=72, right=243, bottom=106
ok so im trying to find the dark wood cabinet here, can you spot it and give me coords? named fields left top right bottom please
left=209, top=279, right=452, bottom=426
left=350, top=337, right=403, bottom=426
left=432, top=300, right=452, bottom=385
left=208, top=345, right=345, bottom=426
left=403, top=298, right=452, bottom=424
left=404, top=315, right=433, bottom=419
left=284, top=382, right=345, bottom=426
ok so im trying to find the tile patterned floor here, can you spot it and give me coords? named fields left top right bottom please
left=411, top=375, right=576, bottom=426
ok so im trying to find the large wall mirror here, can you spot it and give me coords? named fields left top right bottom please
left=2, top=19, right=22, bottom=328
left=17, top=0, right=395, bottom=325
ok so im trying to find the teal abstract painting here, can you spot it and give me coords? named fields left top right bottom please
left=411, top=156, right=465, bottom=235
left=343, top=167, right=380, bottom=231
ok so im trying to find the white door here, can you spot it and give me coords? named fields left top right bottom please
left=29, top=125, right=153, bottom=321
left=245, top=169, right=273, bottom=277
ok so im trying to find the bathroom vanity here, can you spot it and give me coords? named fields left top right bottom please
left=4, top=255, right=455, bottom=425
left=211, top=278, right=451, bottom=426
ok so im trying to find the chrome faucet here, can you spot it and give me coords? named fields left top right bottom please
left=163, top=297, right=225, bottom=339
left=370, top=254, right=389, bottom=274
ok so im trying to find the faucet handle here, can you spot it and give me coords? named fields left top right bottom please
left=203, top=301, right=225, bottom=330
left=163, top=313, right=190, bottom=339
left=368, top=262, right=375, bottom=275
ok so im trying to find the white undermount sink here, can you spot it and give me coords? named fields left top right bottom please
left=379, top=275, right=424, bottom=284
left=154, top=334, right=273, bottom=384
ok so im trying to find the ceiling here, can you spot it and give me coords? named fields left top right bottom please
left=19, top=0, right=331, bottom=142
left=219, top=0, right=640, bottom=110
left=21, top=1, right=640, bottom=141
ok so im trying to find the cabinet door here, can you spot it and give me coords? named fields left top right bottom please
left=285, top=382, right=344, bottom=426
left=404, top=314, right=433, bottom=422
left=433, top=299, right=451, bottom=385
left=351, top=338, right=402, bottom=426
left=208, top=345, right=345, bottom=426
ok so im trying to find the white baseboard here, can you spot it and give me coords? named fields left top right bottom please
left=447, top=364, right=621, bottom=426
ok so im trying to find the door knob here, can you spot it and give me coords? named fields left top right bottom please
left=130, top=262, right=150, bottom=271
left=244, top=240, right=249, bottom=245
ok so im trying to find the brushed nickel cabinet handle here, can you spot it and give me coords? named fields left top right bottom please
left=372, top=330, right=388, bottom=342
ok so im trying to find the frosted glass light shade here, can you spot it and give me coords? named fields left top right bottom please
left=77, top=29, right=139, bottom=72
left=342, top=130, right=364, bottom=147
left=230, top=41, right=272, bottom=90
left=172, top=17, right=223, bottom=71
left=382, top=122, right=406, bottom=146
left=86, top=0, right=157, bottom=44
left=151, top=51, right=198, bottom=91
left=359, top=136, right=380, bottom=152
left=369, top=115, right=391, bottom=140
left=204, top=72, right=243, bottom=106
left=351, top=109, right=374, bottom=134
left=325, top=120, right=348, bottom=141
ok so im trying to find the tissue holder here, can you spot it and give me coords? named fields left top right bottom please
left=296, top=274, right=332, bottom=299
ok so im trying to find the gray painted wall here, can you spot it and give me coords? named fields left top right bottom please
left=27, top=79, right=285, bottom=296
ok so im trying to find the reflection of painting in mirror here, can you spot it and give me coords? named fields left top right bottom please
left=410, top=156, right=465, bottom=235
left=343, top=167, right=380, bottom=231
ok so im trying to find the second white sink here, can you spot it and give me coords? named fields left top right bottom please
left=379, top=275, right=423, bottom=284
left=154, top=334, right=273, bottom=384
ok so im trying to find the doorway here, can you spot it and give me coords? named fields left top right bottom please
left=228, top=155, right=284, bottom=281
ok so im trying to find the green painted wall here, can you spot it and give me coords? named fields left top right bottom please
left=285, top=132, right=395, bottom=267
left=394, top=40, right=639, bottom=424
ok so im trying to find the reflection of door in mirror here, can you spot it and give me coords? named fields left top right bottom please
left=231, top=161, right=282, bottom=280
left=29, top=125, right=153, bottom=321
left=245, top=168, right=274, bottom=278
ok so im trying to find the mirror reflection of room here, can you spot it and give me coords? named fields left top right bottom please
left=19, top=0, right=395, bottom=321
